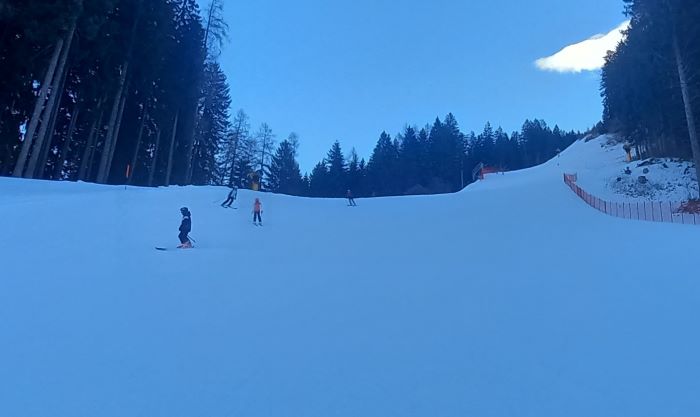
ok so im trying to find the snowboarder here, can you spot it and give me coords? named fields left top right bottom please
left=253, top=198, right=263, bottom=225
left=221, top=186, right=238, bottom=207
left=178, top=207, right=192, bottom=248
left=347, top=189, right=357, bottom=206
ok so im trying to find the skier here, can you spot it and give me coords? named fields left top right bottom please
left=178, top=207, right=192, bottom=248
left=253, top=198, right=263, bottom=225
left=347, top=189, right=357, bottom=206
left=221, top=185, right=238, bottom=207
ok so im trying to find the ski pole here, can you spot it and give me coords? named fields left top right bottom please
left=188, top=235, right=197, bottom=243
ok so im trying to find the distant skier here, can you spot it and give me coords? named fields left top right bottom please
left=178, top=207, right=192, bottom=248
left=347, top=189, right=357, bottom=206
left=221, top=185, right=238, bottom=207
left=253, top=198, right=263, bottom=225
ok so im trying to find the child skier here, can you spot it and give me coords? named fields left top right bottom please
left=253, top=198, right=263, bottom=225
left=178, top=207, right=192, bottom=248
left=221, top=186, right=238, bottom=207
left=347, top=189, right=357, bottom=206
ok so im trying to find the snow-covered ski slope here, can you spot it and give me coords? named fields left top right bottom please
left=2, top=136, right=699, bottom=417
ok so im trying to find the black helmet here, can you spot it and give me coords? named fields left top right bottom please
left=180, top=207, right=189, bottom=215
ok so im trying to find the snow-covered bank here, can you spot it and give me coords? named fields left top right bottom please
left=559, top=135, right=698, bottom=202
left=1, top=136, right=699, bottom=417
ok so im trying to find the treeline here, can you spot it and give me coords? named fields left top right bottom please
left=1, top=1, right=579, bottom=197
left=601, top=0, right=700, bottom=183
left=0, top=0, right=232, bottom=186
left=260, top=114, right=580, bottom=198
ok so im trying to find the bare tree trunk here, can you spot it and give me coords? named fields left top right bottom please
left=12, top=38, right=64, bottom=177
left=105, top=78, right=130, bottom=182
left=24, top=22, right=76, bottom=179
left=31, top=63, right=70, bottom=179
left=31, top=97, right=60, bottom=179
left=96, top=66, right=130, bottom=184
left=203, top=0, right=214, bottom=51
left=78, top=109, right=103, bottom=181
left=184, top=99, right=200, bottom=185
left=128, top=109, right=148, bottom=184
left=148, top=126, right=162, bottom=187
left=0, top=145, right=12, bottom=176
left=182, top=0, right=216, bottom=185
left=95, top=0, right=141, bottom=184
left=54, top=104, right=80, bottom=179
left=259, top=145, right=266, bottom=175
left=227, top=136, right=239, bottom=186
left=165, top=111, right=179, bottom=187
left=0, top=146, right=6, bottom=174
left=87, top=112, right=109, bottom=182
left=672, top=31, right=700, bottom=196
left=37, top=101, right=63, bottom=178
left=662, top=0, right=700, bottom=195
left=259, top=141, right=269, bottom=190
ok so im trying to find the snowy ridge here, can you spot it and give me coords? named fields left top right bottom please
left=563, top=135, right=698, bottom=202
left=1, top=136, right=700, bottom=417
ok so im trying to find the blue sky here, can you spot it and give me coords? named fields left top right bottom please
left=207, top=0, right=627, bottom=171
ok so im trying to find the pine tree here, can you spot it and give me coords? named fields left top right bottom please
left=427, top=114, right=463, bottom=192
left=301, top=173, right=311, bottom=196
left=367, top=131, right=399, bottom=196
left=0, top=0, right=216, bottom=186
left=309, top=161, right=330, bottom=197
left=255, top=123, right=275, bottom=189
left=325, top=141, right=347, bottom=197
left=267, top=137, right=303, bottom=195
left=475, top=122, right=495, bottom=166
left=398, top=125, right=423, bottom=193
left=601, top=0, right=700, bottom=189
left=191, top=61, right=230, bottom=185
left=202, top=0, right=229, bottom=61
left=347, top=148, right=364, bottom=196
left=493, top=127, right=510, bottom=170
left=218, top=110, right=249, bottom=185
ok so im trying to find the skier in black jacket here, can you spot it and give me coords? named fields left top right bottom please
left=178, top=207, right=192, bottom=248
left=221, top=186, right=238, bottom=208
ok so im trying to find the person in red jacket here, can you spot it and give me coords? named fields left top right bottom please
left=253, top=198, right=263, bottom=225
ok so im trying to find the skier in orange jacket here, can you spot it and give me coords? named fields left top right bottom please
left=253, top=198, right=263, bottom=225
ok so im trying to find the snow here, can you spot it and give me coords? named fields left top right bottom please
left=2, top=136, right=700, bottom=417
left=556, top=135, right=699, bottom=202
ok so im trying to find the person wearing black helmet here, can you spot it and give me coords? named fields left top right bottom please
left=221, top=185, right=238, bottom=208
left=178, top=207, right=192, bottom=248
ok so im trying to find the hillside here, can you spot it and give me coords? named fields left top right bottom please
left=1, top=136, right=699, bottom=417
left=566, top=136, right=698, bottom=202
